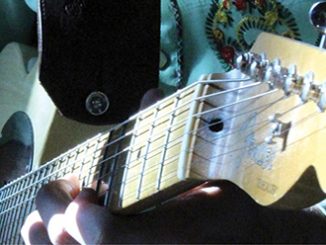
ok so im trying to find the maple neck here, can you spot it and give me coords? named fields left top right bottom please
left=0, top=82, right=205, bottom=243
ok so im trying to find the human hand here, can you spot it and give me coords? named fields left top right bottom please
left=21, top=88, right=326, bottom=244
left=21, top=177, right=326, bottom=244
left=19, top=178, right=256, bottom=244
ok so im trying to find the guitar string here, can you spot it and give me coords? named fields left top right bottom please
left=0, top=77, right=253, bottom=193
left=91, top=87, right=279, bottom=178
left=0, top=107, right=320, bottom=215
left=1, top=83, right=318, bottom=209
left=0, top=78, right=324, bottom=239
left=73, top=88, right=280, bottom=182
left=116, top=110, right=326, bottom=203
left=2, top=98, right=316, bottom=212
left=96, top=102, right=318, bottom=202
left=0, top=87, right=272, bottom=243
left=0, top=103, right=320, bottom=215
left=94, top=93, right=285, bottom=186
left=0, top=78, right=259, bottom=192
left=124, top=81, right=268, bottom=156
left=0, top=86, right=292, bottom=207
left=0, top=88, right=297, bottom=207
left=0, top=84, right=277, bottom=206
left=0, top=93, right=276, bottom=208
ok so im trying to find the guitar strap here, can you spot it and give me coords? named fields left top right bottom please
left=39, top=0, right=161, bottom=124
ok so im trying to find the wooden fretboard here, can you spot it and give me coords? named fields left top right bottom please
left=0, top=82, right=203, bottom=244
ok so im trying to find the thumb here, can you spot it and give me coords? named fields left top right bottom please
left=139, top=88, right=164, bottom=110
left=64, top=188, right=110, bottom=245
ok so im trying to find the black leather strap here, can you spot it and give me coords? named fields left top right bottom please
left=39, top=0, right=160, bottom=124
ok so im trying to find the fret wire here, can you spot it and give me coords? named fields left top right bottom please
left=118, top=152, right=181, bottom=198
left=0, top=163, right=71, bottom=204
left=0, top=195, right=35, bottom=220
left=0, top=210, right=6, bottom=241
left=23, top=188, right=36, bottom=223
left=119, top=113, right=143, bottom=207
left=6, top=196, right=23, bottom=243
left=0, top=132, right=106, bottom=193
left=136, top=105, right=161, bottom=200
left=11, top=183, right=24, bottom=218
left=127, top=116, right=174, bottom=160
left=2, top=194, right=14, bottom=242
left=5, top=177, right=19, bottom=198
left=0, top=155, right=81, bottom=243
left=119, top=109, right=190, bottom=174
left=123, top=172, right=178, bottom=203
left=3, top=182, right=13, bottom=200
left=3, top=184, right=16, bottom=213
left=86, top=140, right=100, bottom=187
left=0, top=190, right=4, bottom=204
left=3, top=184, right=12, bottom=198
left=2, top=185, right=16, bottom=238
left=123, top=165, right=181, bottom=202
left=63, top=155, right=72, bottom=176
left=0, top=179, right=25, bottom=237
left=69, top=151, right=79, bottom=178
left=77, top=146, right=88, bottom=184
left=25, top=200, right=36, bottom=226
left=0, top=146, right=99, bottom=204
left=12, top=201, right=26, bottom=239
left=126, top=136, right=177, bottom=177
left=156, top=94, right=180, bottom=191
left=12, top=206, right=27, bottom=244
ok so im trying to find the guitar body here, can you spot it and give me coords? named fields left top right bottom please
left=0, top=112, right=34, bottom=186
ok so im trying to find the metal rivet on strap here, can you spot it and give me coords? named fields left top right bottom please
left=64, top=0, right=84, bottom=17
left=85, top=91, right=110, bottom=116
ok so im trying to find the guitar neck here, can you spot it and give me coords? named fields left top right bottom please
left=2, top=33, right=326, bottom=243
left=0, top=130, right=110, bottom=243
left=0, top=82, right=203, bottom=243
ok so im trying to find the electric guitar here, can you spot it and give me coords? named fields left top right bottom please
left=1, top=33, right=325, bottom=244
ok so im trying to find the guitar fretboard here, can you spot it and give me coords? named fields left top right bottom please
left=0, top=82, right=202, bottom=243
left=0, top=132, right=110, bottom=244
